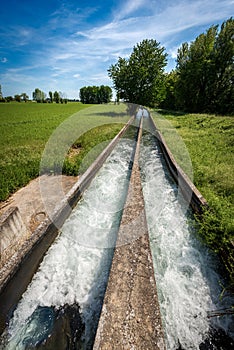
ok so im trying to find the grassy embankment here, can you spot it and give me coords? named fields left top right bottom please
left=0, top=102, right=128, bottom=202
left=153, top=110, right=234, bottom=283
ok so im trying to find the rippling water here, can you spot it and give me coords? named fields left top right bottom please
left=0, top=138, right=135, bottom=350
left=139, top=131, right=234, bottom=350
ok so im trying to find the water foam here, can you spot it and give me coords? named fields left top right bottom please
left=1, top=138, right=134, bottom=349
left=139, top=133, right=234, bottom=349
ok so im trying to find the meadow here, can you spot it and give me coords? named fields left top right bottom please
left=0, top=102, right=129, bottom=201
left=153, top=110, right=234, bottom=282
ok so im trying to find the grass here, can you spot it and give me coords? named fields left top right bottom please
left=0, top=102, right=129, bottom=202
left=152, top=109, right=234, bottom=282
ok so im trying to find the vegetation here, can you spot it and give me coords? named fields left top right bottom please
left=107, top=18, right=233, bottom=115
left=79, top=85, right=112, bottom=104
left=153, top=110, right=234, bottom=282
left=0, top=102, right=129, bottom=202
left=108, top=39, right=167, bottom=107
left=161, top=18, right=234, bottom=114
left=63, top=123, right=124, bottom=175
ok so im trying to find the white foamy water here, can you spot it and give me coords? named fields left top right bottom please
left=139, top=133, right=234, bottom=349
left=1, top=138, right=135, bottom=350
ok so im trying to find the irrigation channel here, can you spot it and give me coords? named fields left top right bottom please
left=0, top=110, right=233, bottom=349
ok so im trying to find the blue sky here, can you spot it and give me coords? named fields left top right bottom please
left=0, top=0, right=233, bottom=99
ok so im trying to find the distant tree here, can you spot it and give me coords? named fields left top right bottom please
left=80, top=85, right=112, bottom=104
left=108, top=39, right=167, bottom=107
left=21, top=93, right=29, bottom=102
left=14, top=94, right=21, bottom=102
left=54, top=91, right=60, bottom=103
left=32, top=88, right=46, bottom=103
left=49, top=91, right=53, bottom=103
left=98, top=85, right=112, bottom=103
left=5, top=96, right=13, bottom=102
left=0, top=84, right=2, bottom=100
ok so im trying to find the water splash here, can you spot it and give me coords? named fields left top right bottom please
left=1, top=138, right=135, bottom=350
left=139, top=132, right=234, bottom=349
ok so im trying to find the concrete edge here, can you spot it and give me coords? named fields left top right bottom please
left=0, top=116, right=134, bottom=333
left=148, top=113, right=208, bottom=214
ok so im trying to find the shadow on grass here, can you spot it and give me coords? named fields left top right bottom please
left=87, top=112, right=128, bottom=118
left=156, top=109, right=187, bottom=117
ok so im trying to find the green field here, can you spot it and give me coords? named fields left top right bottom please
left=152, top=110, right=234, bottom=282
left=0, top=102, right=129, bottom=201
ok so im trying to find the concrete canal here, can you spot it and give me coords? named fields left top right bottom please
left=0, top=111, right=233, bottom=349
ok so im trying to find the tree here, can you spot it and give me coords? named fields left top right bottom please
left=108, top=39, right=167, bottom=107
left=211, top=17, right=234, bottom=114
left=14, top=94, right=21, bottom=102
left=174, top=18, right=234, bottom=114
left=54, top=91, right=60, bottom=103
left=21, top=93, right=29, bottom=102
left=176, top=26, right=218, bottom=112
left=32, top=88, right=46, bottom=103
left=49, top=91, right=53, bottom=103
left=160, top=70, right=178, bottom=110
left=5, top=96, right=13, bottom=102
left=80, top=85, right=112, bottom=104
left=0, top=84, right=2, bottom=100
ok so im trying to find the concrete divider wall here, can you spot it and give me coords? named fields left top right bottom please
left=0, top=207, right=29, bottom=269
left=148, top=113, right=208, bottom=214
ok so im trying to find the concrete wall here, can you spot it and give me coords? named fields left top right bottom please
left=0, top=207, right=29, bottom=268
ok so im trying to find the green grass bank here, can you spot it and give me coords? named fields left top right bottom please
left=152, top=110, right=234, bottom=283
left=0, top=102, right=129, bottom=201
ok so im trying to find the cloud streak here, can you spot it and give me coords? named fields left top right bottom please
left=1, top=0, right=233, bottom=98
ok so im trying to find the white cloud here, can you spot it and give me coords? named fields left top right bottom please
left=1, top=57, right=8, bottom=63
left=2, top=0, right=233, bottom=98
left=114, top=0, right=148, bottom=20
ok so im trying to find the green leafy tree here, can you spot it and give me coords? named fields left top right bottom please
left=5, top=96, right=13, bottom=102
left=14, top=94, right=21, bottom=102
left=108, top=39, right=167, bottom=107
left=32, top=88, right=46, bottom=103
left=175, top=18, right=234, bottom=114
left=21, top=93, right=29, bottom=102
left=160, top=70, right=178, bottom=110
left=54, top=91, right=60, bottom=103
left=49, top=91, right=53, bottom=103
left=176, top=26, right=218, bottom=112
left=211, top=17, right=234, bottom=114
left=80, top=85, right=112, bottom=104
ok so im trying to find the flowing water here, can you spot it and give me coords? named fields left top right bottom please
left=0, top=135, right=136, bottom=350
left=139, top=127, right=234, bottom=349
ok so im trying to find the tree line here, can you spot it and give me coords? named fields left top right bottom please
left=0, top=87, right=69, bottom=104
left=108, top=18, right=233, bottom=115
left=79, top=85, right=112, bottom=104
left=32, top=88, right=68, bottom=103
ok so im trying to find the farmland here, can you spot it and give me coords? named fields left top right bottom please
left=0, top=102, right=128, bottom=201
